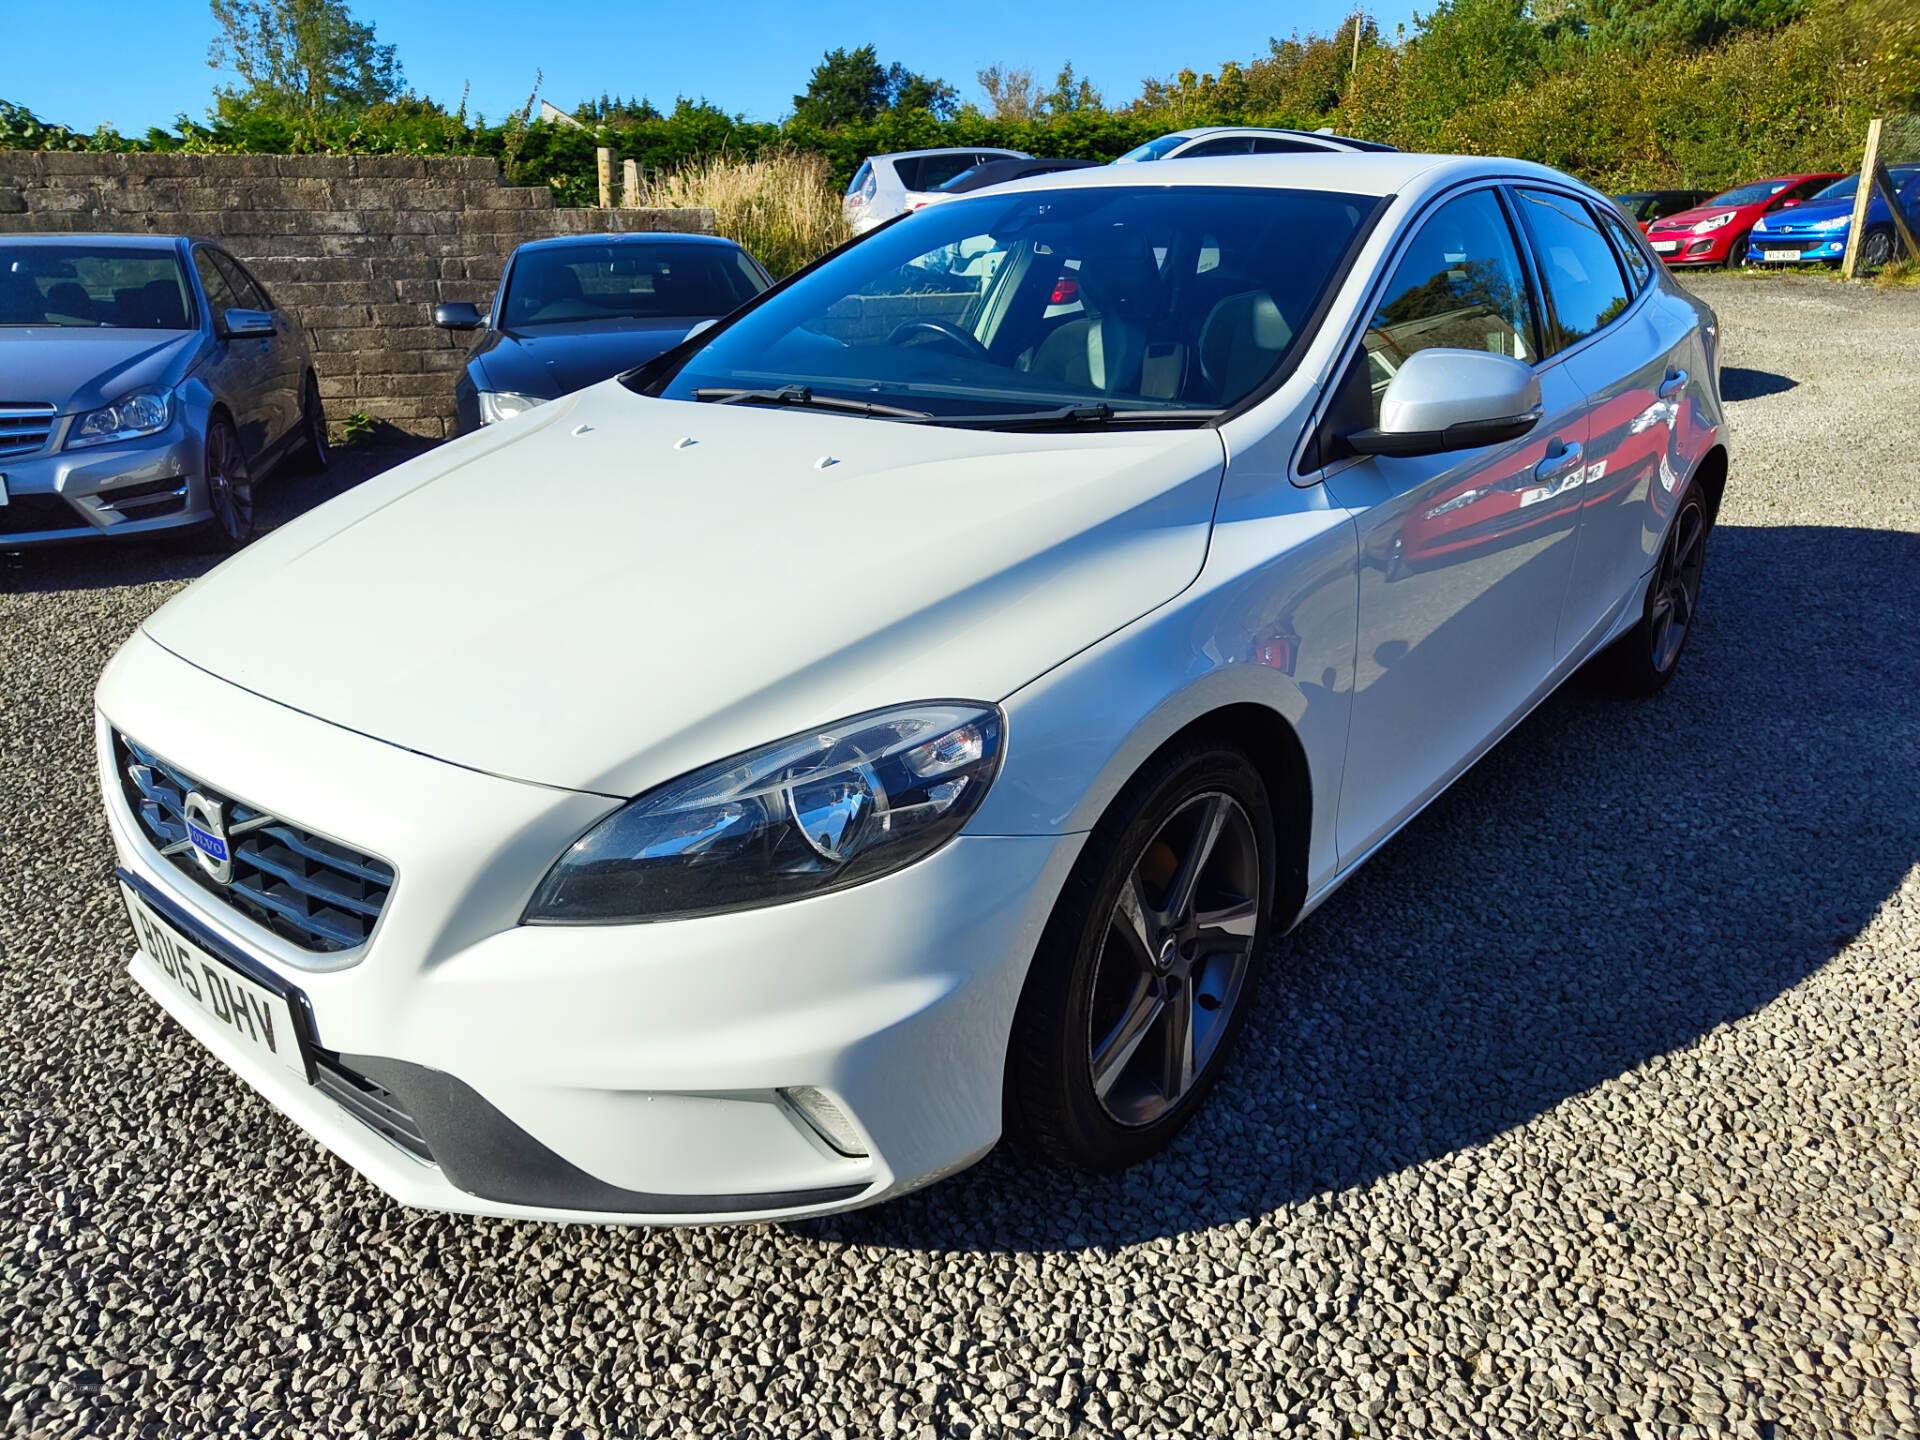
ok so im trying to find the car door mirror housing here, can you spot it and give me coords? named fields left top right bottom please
left=1342, top=348, right=1543, bottom=459
left=434, top=302, right=485, bottom=331
left=220, top=307, right=275, bottom=340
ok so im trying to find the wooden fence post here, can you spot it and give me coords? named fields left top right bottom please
left=622, top=158, right=640, bottom=209
left=1841, top=119, right=1882, bottom=279
left=596, top=147, right=613, bottom=209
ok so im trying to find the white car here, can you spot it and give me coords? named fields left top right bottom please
left=843, top=147, right=1029, bottom=233
left=1115, top=126, right=1397, bottom=162
left=98, top=154, right=1725, bottom=1225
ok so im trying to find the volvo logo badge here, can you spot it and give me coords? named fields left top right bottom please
left=183, top=790, right=233, bottom=885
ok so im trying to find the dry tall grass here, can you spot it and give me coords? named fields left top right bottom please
left=641, top=148, right=849, bottom=278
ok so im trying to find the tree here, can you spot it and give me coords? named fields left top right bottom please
left=208, top=0, right=402, bottom=119
left=793, top=45, right=955, bottom=126
left=1043, top=62, right=1105, bottom=115
left=977, top=64, right=1041, bottom=121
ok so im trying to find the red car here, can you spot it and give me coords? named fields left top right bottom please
left=1644, top=174, right=1841, bottom=267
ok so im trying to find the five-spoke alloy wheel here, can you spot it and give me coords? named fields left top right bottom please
left=1008, top=739, right=1277, bottom=1171
left=1602, top=478, right=1709, bottom=694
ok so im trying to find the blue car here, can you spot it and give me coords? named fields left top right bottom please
left=1748, top=165, right=1920, bottom=269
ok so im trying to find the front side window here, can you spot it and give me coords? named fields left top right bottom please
left=501, top=243, right=767, bottom=329
left=650, top=185, right=1378, bottom=422
left=193, top=249, right=242, bottom=320
left=0, top=245, right=194, bottom=329
left=210, top=250, right=269, bottom=312
left=1513, top=189, right=1629, bottom=348
left=1182, top=137, right=1256, bottom=157
left=1360, top=189, right=1538, bottom=422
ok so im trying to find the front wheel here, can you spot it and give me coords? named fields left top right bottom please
left=1598, top=480, right=1708, bottom=695
left=1006, top=739, right=1276, bottom=1172
left=1721, top=230, right=1750, bottom=269
left=1859, top=225, right=1897, bottom=272
left=199, top=417, right=257, bottom=551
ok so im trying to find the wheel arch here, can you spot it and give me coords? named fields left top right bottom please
left=1689, top=442, right=1728, bottom=530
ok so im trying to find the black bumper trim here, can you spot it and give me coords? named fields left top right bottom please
left=340, top=1054, right=870, bottom=1216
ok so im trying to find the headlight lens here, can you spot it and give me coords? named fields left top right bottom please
left=1693, top=212, right=1735, bottom=233
left=67, top=387, right=173, bottom=449
left=525, top=702, right=1005, bottom=924
left=477, top=389, right=546, bottom=425
left=1813, top=214, right=1851, bottom=231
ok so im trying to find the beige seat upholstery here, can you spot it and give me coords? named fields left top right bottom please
left=1197, top=290, right=1293, bottom=403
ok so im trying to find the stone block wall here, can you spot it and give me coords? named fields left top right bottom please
left=0, top=152, right=714, bottom=437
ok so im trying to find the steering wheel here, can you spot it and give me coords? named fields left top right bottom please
left=885, top=319, right=992, bottom=363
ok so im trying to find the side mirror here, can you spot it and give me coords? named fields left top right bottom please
left=1780, top=197, right=1802, bottom=208
left=1342, top=349, right=1542, bottom=459
left=220, top=307, right=275, bottom=340
left=434, top=301, right=485, bottom=331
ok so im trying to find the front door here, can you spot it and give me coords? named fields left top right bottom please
left=1322, top=187, right=1588, bottom=864
left=191, top=246, right=276, bottom=459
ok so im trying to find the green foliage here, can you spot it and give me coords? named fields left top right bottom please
left=791, top=46, right=956, bottom=128
left=337, top=411, right=375, bottom=446
left=208, top=0, right=402, bottom=127
left=0, top=100, right=134, bottom=152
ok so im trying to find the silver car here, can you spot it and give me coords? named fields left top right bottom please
left=0, top=234, right=329, bottom=550
left=842, top=148, right=1030, bottom=234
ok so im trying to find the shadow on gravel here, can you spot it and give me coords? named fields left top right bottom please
left=0, top=438, right=435, bottom=595
left=811, top=523, right=1920, bottom=1253
left=1720, top=367, right=1798, bottom=402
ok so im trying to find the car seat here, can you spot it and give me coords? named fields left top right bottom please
left=1027, top=234, right=1183, bottom=397
left=43, top=281, right=96, bottom=323
left=1196, top=290, right=1294, bottom=404
left=0, top=269, right=45, bottom=325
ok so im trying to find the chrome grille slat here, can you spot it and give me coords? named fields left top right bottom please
left=0, top=402, right=56, bottom=459
left=114, top=732, right=394, bottom=955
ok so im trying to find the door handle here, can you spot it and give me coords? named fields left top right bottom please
left=1533, top=440, right=1583, bottom=483
left=1658, top=369, right=1688, bottom=398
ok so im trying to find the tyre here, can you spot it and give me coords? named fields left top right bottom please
left=1598, top=478, right=1708, bottom=696
left=1859, top=225, right=1896, bottom=272
left=1005, top=738, right=1277, bottom=1172
left=292, top=371, right=331, bottom=474
left=198, top=416, right=257, bottom=551
left=1721, top=231, right=1749, bottom=269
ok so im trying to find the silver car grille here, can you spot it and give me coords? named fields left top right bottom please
left=114, top=732, right=396, bottom=954
left=0, top=402, right=57, bottom=459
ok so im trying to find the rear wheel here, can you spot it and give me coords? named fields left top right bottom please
left=1006, top=739, right=1276, bottom=1172
left=1599, top=479, right=1707, bottom=695
left=293, top=371, right=331, bottom=474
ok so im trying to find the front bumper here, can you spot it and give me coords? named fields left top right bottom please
left=1648, top=230, right=1739, bottom=265
left=0, top=421, right=208, bottom=546
left=1746, top=235, right=1847, bottom=264
left=97, top=630, right=1077, bottom=1224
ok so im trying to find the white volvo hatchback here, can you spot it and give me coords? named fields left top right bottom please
left=97, top=155, right=1725, bottom=1224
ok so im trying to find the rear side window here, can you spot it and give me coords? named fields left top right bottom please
left=847, top=161, right=873, bottom=200
left=1598, top=209, right=1654, bottom=291
left=1512, top=189, right=1630, bottom=349
left=1360, top=188, right=1539, bottom=422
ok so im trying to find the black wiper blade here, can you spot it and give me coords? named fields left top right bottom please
left=932, top=403, right=1222, bottom=430
left=692, top=385, right=931, bottom=420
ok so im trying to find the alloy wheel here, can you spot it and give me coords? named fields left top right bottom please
left=206, top=424, right=255, bottom=542
left=1861, top=228, right=1895, bottom=271
left=1086, top=791, right=1263, bottom=1127
left=1648, top=496, right=1706, bottom=674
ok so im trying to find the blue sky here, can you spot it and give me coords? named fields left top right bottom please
left=3, top=0, right=1417, bottom=135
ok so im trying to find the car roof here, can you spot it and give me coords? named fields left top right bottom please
left=510, top=232, right=744, bottom=254
left=875, top=147, right=1028, bottom=161
left=0, top=233, right=190, bottom=248
left=968, top=151, right=1577, bottom=202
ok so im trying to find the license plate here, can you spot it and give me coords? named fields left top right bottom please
left=122, top=882, right=309, bottom=1078
left=1651, top=240, right=1679, bottom=253
left=1763, top=248, right=1800, bottom=261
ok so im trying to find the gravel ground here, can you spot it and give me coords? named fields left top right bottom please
left=4, top=276, right=1919, bottom=1439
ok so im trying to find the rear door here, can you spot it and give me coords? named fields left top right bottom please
left=1322, top=185, right=1589, bottom=865
left=1510, top=188, right=1694, bottom=654
left=190, top=245, right=275, bottom=459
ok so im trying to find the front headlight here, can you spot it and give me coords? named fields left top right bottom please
left=525, top=702, right=1005, bottom=924
left=1812, top=214, right=1851, bottom=231
left=477, top=390, right=546, bottom=425
left=67, top=387, right=173, bottom=449
left=1693, top=212, right=1736, bottom=233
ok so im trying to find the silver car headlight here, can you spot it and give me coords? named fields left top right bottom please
left=524, top=702, right=1005, bottom=925
left=477, top=390, right=546, bottom=425
left=1692, top=212, right=1736, bottom=233
left=67, top=386, right=173, bottom=449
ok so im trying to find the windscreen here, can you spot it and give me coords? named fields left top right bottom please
left=1708, top=181, right=1791, bottom=206
left=1115, top=135, right=1192, bottom=163
left=654, top=185, right=1377, bottom=422
left=501, top=243, right=766, bottom=329
left=0, top=246, right=194, bottom=329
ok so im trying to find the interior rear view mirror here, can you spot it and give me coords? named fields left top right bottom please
left=1343, top=349, right=1543, bottom=459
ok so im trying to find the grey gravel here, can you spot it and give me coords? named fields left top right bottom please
left=4, top=275, right=1919, bottom=1439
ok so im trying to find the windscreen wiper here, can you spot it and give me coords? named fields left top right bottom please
left=931, top=402, right=1223, bottom=430
left=692, top=385, right=932, bottom=420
